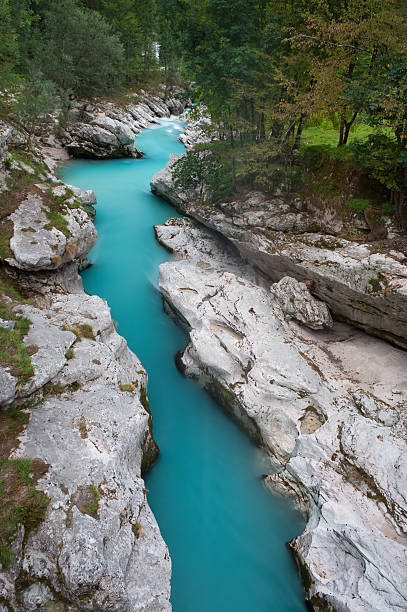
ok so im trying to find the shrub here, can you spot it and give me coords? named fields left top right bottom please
left=348, top=198, right=371, bottom=216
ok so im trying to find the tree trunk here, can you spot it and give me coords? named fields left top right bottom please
left=342, top=111, right=358, bottom=145
left=338, top=111, right=358, bottom=146
left=338, top=116, right=345, bottom=146
left=293, top=114, right=305, bottom=150
left=259, top=112, right=265, bottom=140
left=232, top=155, right=236, bottom=191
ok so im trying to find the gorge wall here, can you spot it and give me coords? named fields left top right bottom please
left=0, top=92, right=184, bottom=611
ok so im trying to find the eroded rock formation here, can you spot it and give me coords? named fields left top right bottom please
left=62, top=91, right=186, bottom=159
left=155, top=217, right=407, bottom=612
left=0, top=115, right=171, bottom=610
left=151, top=155, right=407, bottom=348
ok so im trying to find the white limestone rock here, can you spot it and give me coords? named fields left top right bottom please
left=61, top=184, right=97, bottom=206
left=63, top=93, right=185, bottom=159
left=178, top=116, right=212, bottom=149
left=150, top=157, right=407, bottom=348
left=20, top=583, right=55, bottom=610
left=271, top=276, right=333, bottom=330
left=5, top=191, right=97, bottom=271
left=155, top=217, right=407, bottom=612
left=65, top=121, right=137, bottom=159
left=0, top=367, right=17, bottom=406
left=1, top=269, right=171, bottom=611
left=150, top=153, right=196, bottom=212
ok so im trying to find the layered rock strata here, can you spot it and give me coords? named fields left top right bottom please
left=150, top=156, right=407, bottom=348
left=62, top=91, right=186, bottom=159
left=156, top=217, right=407, bottom=612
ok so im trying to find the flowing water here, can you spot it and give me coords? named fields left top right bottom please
left=60, top=118, right=307, bottom=612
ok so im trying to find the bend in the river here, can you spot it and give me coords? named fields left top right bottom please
left=60, top=118, right=307, bottom=612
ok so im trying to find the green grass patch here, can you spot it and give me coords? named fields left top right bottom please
left=0, top=298, right=36, bottom=386
left=84, top=485, right=100, bottom=518
left=0, top=403, right=30, bottom=459
left=302, top=119, right=393, bottom=149
left=0, top=221, right=13, bottom=260
left=78, top=323, right=95, bottom=340
left=65, top=348, right=75, bottom=360
left=348, top=198, right=371, bottom=216
left=43, top=208, right=70, bottom=238
left=119, top=383, right=134, bottom=393
left=63, top=323, right=95, bottom=341
left=0, top=151, right=75, bottom=244
left=0, top=457, right=49, bottom=568
left=132, top=521, right=142, bottom=538
left=72, top=484, right=101, bottom=519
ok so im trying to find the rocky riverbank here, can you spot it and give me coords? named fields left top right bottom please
left=60, top=91, right=185, bottom=160
left=151, top=154, right=407, bottom=349
left=0, top=99, right=175, bottom=610
left=155, top=216, right=407, bottom=612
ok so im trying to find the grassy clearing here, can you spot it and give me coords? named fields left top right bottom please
left=302, top=124, right=374, bottom=148
left=0, top=457, right=49, bottom=568
left=301, top=117, right=393, bottom=149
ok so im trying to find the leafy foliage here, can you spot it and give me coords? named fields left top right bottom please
left=172, top=148, right=233, bottom=202
left=31, top=0, right=124, bottom=98
left=12, top=70, right=62, bottom=137
left=0, top=458, right=49, bottom=568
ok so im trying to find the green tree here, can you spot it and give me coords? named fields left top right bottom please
left=32, top=0, right=124, bottom=98
left=0, top=0, right=18, bottom=85
left=13, top=71, right=62, bottom=140
left=82, top=0, right=158, bottom=82
left=172, top=148, right=232, bottom=201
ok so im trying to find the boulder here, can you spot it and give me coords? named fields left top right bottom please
left=65, top=121, right=138, bottom=159
left=63, top=92, right=185, bottom=160
left=270, top=276, right=333, bottom=330
left=5, top=191, right=97, bottom=271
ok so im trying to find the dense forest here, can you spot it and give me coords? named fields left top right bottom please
left=1, top=0, right=407, bottom=227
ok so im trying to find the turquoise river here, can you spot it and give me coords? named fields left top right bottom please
left=60, top=118, right=307, bottom=612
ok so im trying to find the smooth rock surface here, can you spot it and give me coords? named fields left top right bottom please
left=0, top=265, right=171, bottom=611
left=63, top=93, right=185, bottom=159
left=156, top=217, right=407, bottom=612
left=150, top=158, right=407, bottom=348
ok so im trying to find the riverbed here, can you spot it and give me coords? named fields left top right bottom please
left=60, top=118, right=307, bottom=612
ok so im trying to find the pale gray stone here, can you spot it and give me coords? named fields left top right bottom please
left=63, top=93, right=185, bottom=159
left=0, top=366, right=17, bottom=406
left=20, top=583, right=54, bottom=610
left=6, top=192, right=97, bottom=271
left=270, top=275, right=333, bottom=330
left=150, top=158, right=407, bottom=348
left=1, top=282, right=171, bottom=610
left=156, top=217, right=407, bottom=612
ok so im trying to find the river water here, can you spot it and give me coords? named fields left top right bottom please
left=60, top=118, right=307, bottom=612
